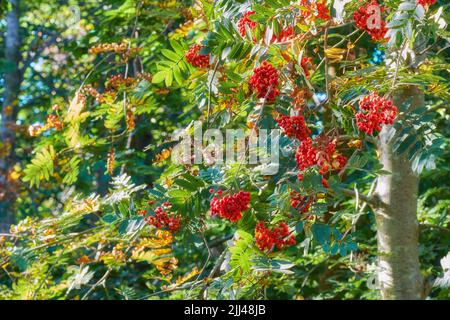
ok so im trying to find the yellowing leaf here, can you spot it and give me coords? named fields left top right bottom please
left=324, top=47, right=346, bottom=62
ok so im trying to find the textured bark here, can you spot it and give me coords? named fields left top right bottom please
left=0, top=0, right=21, bottom=226
left=374, top=86, right=424, bottom=299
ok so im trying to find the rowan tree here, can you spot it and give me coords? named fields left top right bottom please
left=0, top=0, right=448, bottom=300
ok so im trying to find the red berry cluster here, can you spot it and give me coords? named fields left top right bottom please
left=354, top=0, right=388, bottom=42
left=315, top=1, right=332, bottom=20
left=300, top=0, right=331, bottom=22
left=290, top=191, right=312, bottom=214
left=238, top=10, right=257, bottom=37
left=355, top=92, right=398, bottom=135
left=255, top=221, right=296, bottom=251
left=417, top=0, right=436, bottom=6
left=270, top=26, right=295, bottom=43
left=316, top=140, right=348, bottom=175
left=301, top=56, right=313, bottom=78
left=295, top=138, right=317, bottom=171
left=276, top=114, right=311, bottom=141
left=249, top=61, right=280, bottom=102
left=185, top=44, right=210, bottom=68
left=140, top=202, right=181, bottom=231
left=210, top=191, right=251, bottom=222
left=295, top=137, right=347, bottom=175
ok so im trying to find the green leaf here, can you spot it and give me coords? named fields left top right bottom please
left=102, top=214, right=118, bottom=224
left=172, top=65, right=183, bottom=84
left=161, top=49, right=181, bottom=62
left=173, top=178, right=197, bottom=191
left=312, top=223, right=331, bottom=245
left=165, top=70, right=173, bottom=87
left=23, top=146, right=55, bottom=187
left=152, top=70, right=167, bottom=84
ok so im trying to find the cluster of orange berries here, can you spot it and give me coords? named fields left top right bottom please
left=249, top=61, right=280, bottom=103
left=355, top=92, right=398, bottom=135
left=255, top=221, right=296, bottom=251
left=88, top=42, right=129, bottom=54
left=27, top=123, right=41, bottom=137
left=46, top=114, right=63, bottom=131
left=136, top=72, right=153, bottom=82
left=126, top=110, right=136, bottom=131
left=105, top=74, right=137, bottom=90
left=29, top=113, right=63, bottom=137
left=88, top=41, right=141, bottom=63
left=82, top=85, right=104, bottom=103
left=106, top=148, right=115, bottom=175
left=185, top=44, right=210, bottom=68
left=210, top=190, right=251, bottom=222
left=354, top=0, right=388, bottom=42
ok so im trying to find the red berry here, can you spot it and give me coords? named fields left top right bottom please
left=249, top=61, right=280, bottom=103
left=321, top=178, right=330, bottom=188
left=295, top=137, right=347, bottom=175
left=210, top=191, right=251, bottom=222
left=295, top=138, right=317, bottom=171
left=300, top=56, right=313, bottom=78
left=146, top=205, right=181, bottom=231
left=276, top=114, right=311, bottom=141
left=269, top=26, right=295, bottom=43
left=255, top=221, right=295, bottom=251
left=417, top=0, right=436, bottom=6
left=355, top=92, right=398, bottom=135
left=300, top=0, right=331, bottom=21
left=185, top=44, right=210, bottom=68
left=353, top=0, right=388, bottom=42
left=290, top=191, right=312, bottom=214
left=316, top=1, right=331, bottom=20
left=238, top=11, right=257, bottom=37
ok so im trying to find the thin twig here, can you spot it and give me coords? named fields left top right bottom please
left=198, top=249, right=228, bottom=299
left=207, top=60, right=221, bottom=127
left=81, top=269, right=112, bottom=300
left=341, top=180, right=377, bottom=241
left=340, top=187, right=384, bottom=209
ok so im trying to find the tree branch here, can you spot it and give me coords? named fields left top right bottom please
left=198, top=249, right=228, bottom=299
left=340, top=187, right=385, bottom=209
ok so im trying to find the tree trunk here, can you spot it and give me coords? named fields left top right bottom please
left=0, top=0, right=21, bottom=227
left=374, top=86, right=424, bottom=299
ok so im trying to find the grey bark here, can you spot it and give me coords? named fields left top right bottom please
left=0, top=0, right=21, bottom=225
left=374, top=86, right=424, bottom=299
